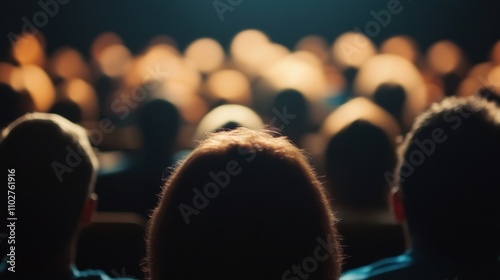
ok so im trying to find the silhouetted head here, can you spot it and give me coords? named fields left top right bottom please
left=146, top=128, right=341, bottom=280
left=343, top=67, right=358, bottom=91
left=137, top=99, right=180, bottom=156
left=50, top=99, right=83, bottom=123
left=0, top=113, right=98, bottom=265
left=212, top=121, right=241, bottom=133
left=0, top=84, right=33, bottom=129
left=271, top=89, right=309, bottom=144
left=373, top=83, right=407, bottom=126
left=397, top=97, right=500, bottom=263
left=442, top=72, right=462, bottom=96
left=477, top=86, right=500, bottom=105
left=325, top=120, right=396, bottom=211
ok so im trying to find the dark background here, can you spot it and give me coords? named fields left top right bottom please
left=0, top=0, right=498, bottom=63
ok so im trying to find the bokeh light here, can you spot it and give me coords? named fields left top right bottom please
left=427, top=40, right=464, bottom=75
left=60, top=78, right=99, bottom=121
left=20, top=65, right=56, bottom=112
left=49, top=47, right=90, bottom=81
left=259, top=53, right=329, bottom=101
left=98, top=44, right=133, bottom=77
left=295, top=35, right=330, bottom=63
left=205, top=69, right=251, bottom=105
left=380, top=36, right=419, bottom=64
left=185, top=38, right=225, bottom=73
left=91, top=32, right=123, bottom=62
left=12, top=34, right=46, bottom=67
left=321, top=97, right=401, bottom=143
left=332, top=32, right=377, bottom=68
left=354, top=54, right=427, bottom=129
left=0, top=62, right=24, bottom=90
left=195, top=104, right=263, bottom=140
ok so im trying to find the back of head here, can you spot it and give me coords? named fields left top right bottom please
left=137, top=99, right=180, bottom=154
left=399, top=97, right=500, bottom=263
left=49, top=99, right=83, bottom=124
left=325, top=120, right=396, bottom=210
left=0, top=84, right=33, bottom=129
left=373, top=83, right=407, bottom=126
left=0, top=113, right=97, bottom=262
left=272, top=89, right=309, bottom=144
left=146, top=128, right=341, bottom=280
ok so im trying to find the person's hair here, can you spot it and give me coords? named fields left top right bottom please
left=146, top=127, right=341, bottom=280
left=397, top=97, right=500, bottom=262
left=325, top=120, right=396, bottom=210
left=0, top=113, right=98, bottom=261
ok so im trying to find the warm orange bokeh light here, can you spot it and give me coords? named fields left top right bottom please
left=91, top=32, right=123, bottom=62
left=491, top=41, right=500, bottom=65
left=427, top=40, right=463, bottom=75
left=295, top=36, right=330, bottom=63
left=205, top=69, right=251, bottom=105
left=230, top=29, right=277, bottom=76
left=185, top=38, right=225, bottom=73
left=487, top=66, right=500, bottom=92
left=50, top=47, right=90, bottom=80
left=354, top=54, right=427, bottom=130
left=98, top=44, right=133, bottom=77
left=321, top=97, right=401, bottom=144
left=381, top=36, right=419, bottom=64
left=12, top=34, right=46, bottom=67
left=61, top=79, right=99, bottom=121
left=20, top=65, right=55, bottom=112
left=332, top=32, right=377, bottom=68
left=0, top=63, right=24, bottom=90
left=195, top=104, right=263, bottom=140
left=260, top=53, right=329, bottom=101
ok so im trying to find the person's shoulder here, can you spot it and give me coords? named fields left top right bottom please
left=72, top=267, right=137, bottom=280
left=340, top=254, right=412, bottom=280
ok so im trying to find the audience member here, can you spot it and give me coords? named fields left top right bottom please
left=342, top=97, right=500, bottom=279
left=145, top=128, right=342, bottom=280
left=0, top=113, right=135, bottom=280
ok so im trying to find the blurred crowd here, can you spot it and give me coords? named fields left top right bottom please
left=1, top=29, right=500, bottom=279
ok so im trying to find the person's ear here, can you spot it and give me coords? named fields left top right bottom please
left=80, top=193, right=97, bottom=227
left=390, top=188, right=405, bottom=223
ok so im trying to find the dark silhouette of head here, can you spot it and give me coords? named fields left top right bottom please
left=373, top=83, right=407, bottom=126
left=137, top=99, right=180, bottom=159
left=325, top=120, right=396, bottom=211
left=397, top=97, right=500, bottom=266
left=343, top=67, right=358, bottom=92
left=442, top=72, right=462, bottom=96
left=477, top=86, right=500, bottom=105
left=271, top=89, right=309, bottom=145
left=50, top=99, right=83, bottom=123
left=146, top=128, right=341, bottom=280
left=0, top=84, right=34, bottom=129
left=0, top=113, right=98, bottom=269
left=213, top=120, right=241, bottom=133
